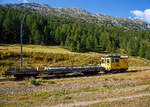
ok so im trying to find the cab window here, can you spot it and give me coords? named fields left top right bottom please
left=107, top=59, right=110, bottom=63
left=115, top=59, right=119, bottom=63
left=101, top=59, right=104, bottom=63
left=112, top=59, right=114, bottom=63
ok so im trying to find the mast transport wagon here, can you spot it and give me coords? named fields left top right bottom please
left=3, top=54, right=128, bottom=79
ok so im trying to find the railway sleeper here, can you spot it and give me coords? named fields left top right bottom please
left=14, top=74, right=38, bottom=80
left=82, top=71, right=99, bottom=76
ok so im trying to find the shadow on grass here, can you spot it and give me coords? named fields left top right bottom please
left=39, top=69, right=143, bottom=80
left=0, top=44, right=14, bottom=46
left=137, top=68, right=150, bottom=72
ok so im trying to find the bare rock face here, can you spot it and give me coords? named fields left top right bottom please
left=3, top=3, right=150, bottom=31
left=55, top=7, right=89, bottom=15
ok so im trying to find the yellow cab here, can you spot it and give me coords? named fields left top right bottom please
left=101, top=54, right=128, bottom=72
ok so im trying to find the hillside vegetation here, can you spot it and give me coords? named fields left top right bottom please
left=0, top=5, right=150, bottom=60
left=5, top=3, right=150, bottom=31
left=0, top=44, right=102, bottom=76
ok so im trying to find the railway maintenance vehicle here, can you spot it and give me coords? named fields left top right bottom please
left=3, top=54, right=128, bottom=79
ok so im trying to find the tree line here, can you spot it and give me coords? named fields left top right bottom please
left=0, top=6, right=150, bottom=59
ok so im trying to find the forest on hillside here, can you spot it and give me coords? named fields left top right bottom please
left=0, top=6, right=150, bottom=59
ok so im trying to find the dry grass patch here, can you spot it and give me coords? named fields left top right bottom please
left=89, top=96, right=150, bottom=107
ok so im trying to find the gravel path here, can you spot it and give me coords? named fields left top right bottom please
left=66, top=84, right=150, bottom=97
left=0, top=80, right=137, bottom=93
left=50, top=93, right=150, bottom=107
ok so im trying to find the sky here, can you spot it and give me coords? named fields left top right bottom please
left=0, top=0, right=150, bottom=23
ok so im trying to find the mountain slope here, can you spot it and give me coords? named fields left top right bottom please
left=3, top=3, right=150, bottom=31
left=1, top=3, right=150, bottom=60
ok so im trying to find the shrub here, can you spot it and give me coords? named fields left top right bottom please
left=48, top=80, right=56, bottom=84
left=64, top=96, right=72, bottom=100
left=29, top=78, right=40, bottom=85
left=112, top=77, right=119, bottom=81
left=102, top=85, right=111, bottom=89
left=104, top=78, right=109, bottom=81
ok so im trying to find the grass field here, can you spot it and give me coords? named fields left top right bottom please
left=1, top=44, right=150, bottom=107
left=0, top=44, right=150, bottom=72
left=1, top=67, right=150, bottom=107
left=0, top=44, right=105, bottom=76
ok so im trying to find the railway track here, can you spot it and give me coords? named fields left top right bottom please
left=0, top=78, right=16, bottom=82
left=0, top=69, right=139, bottom=82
